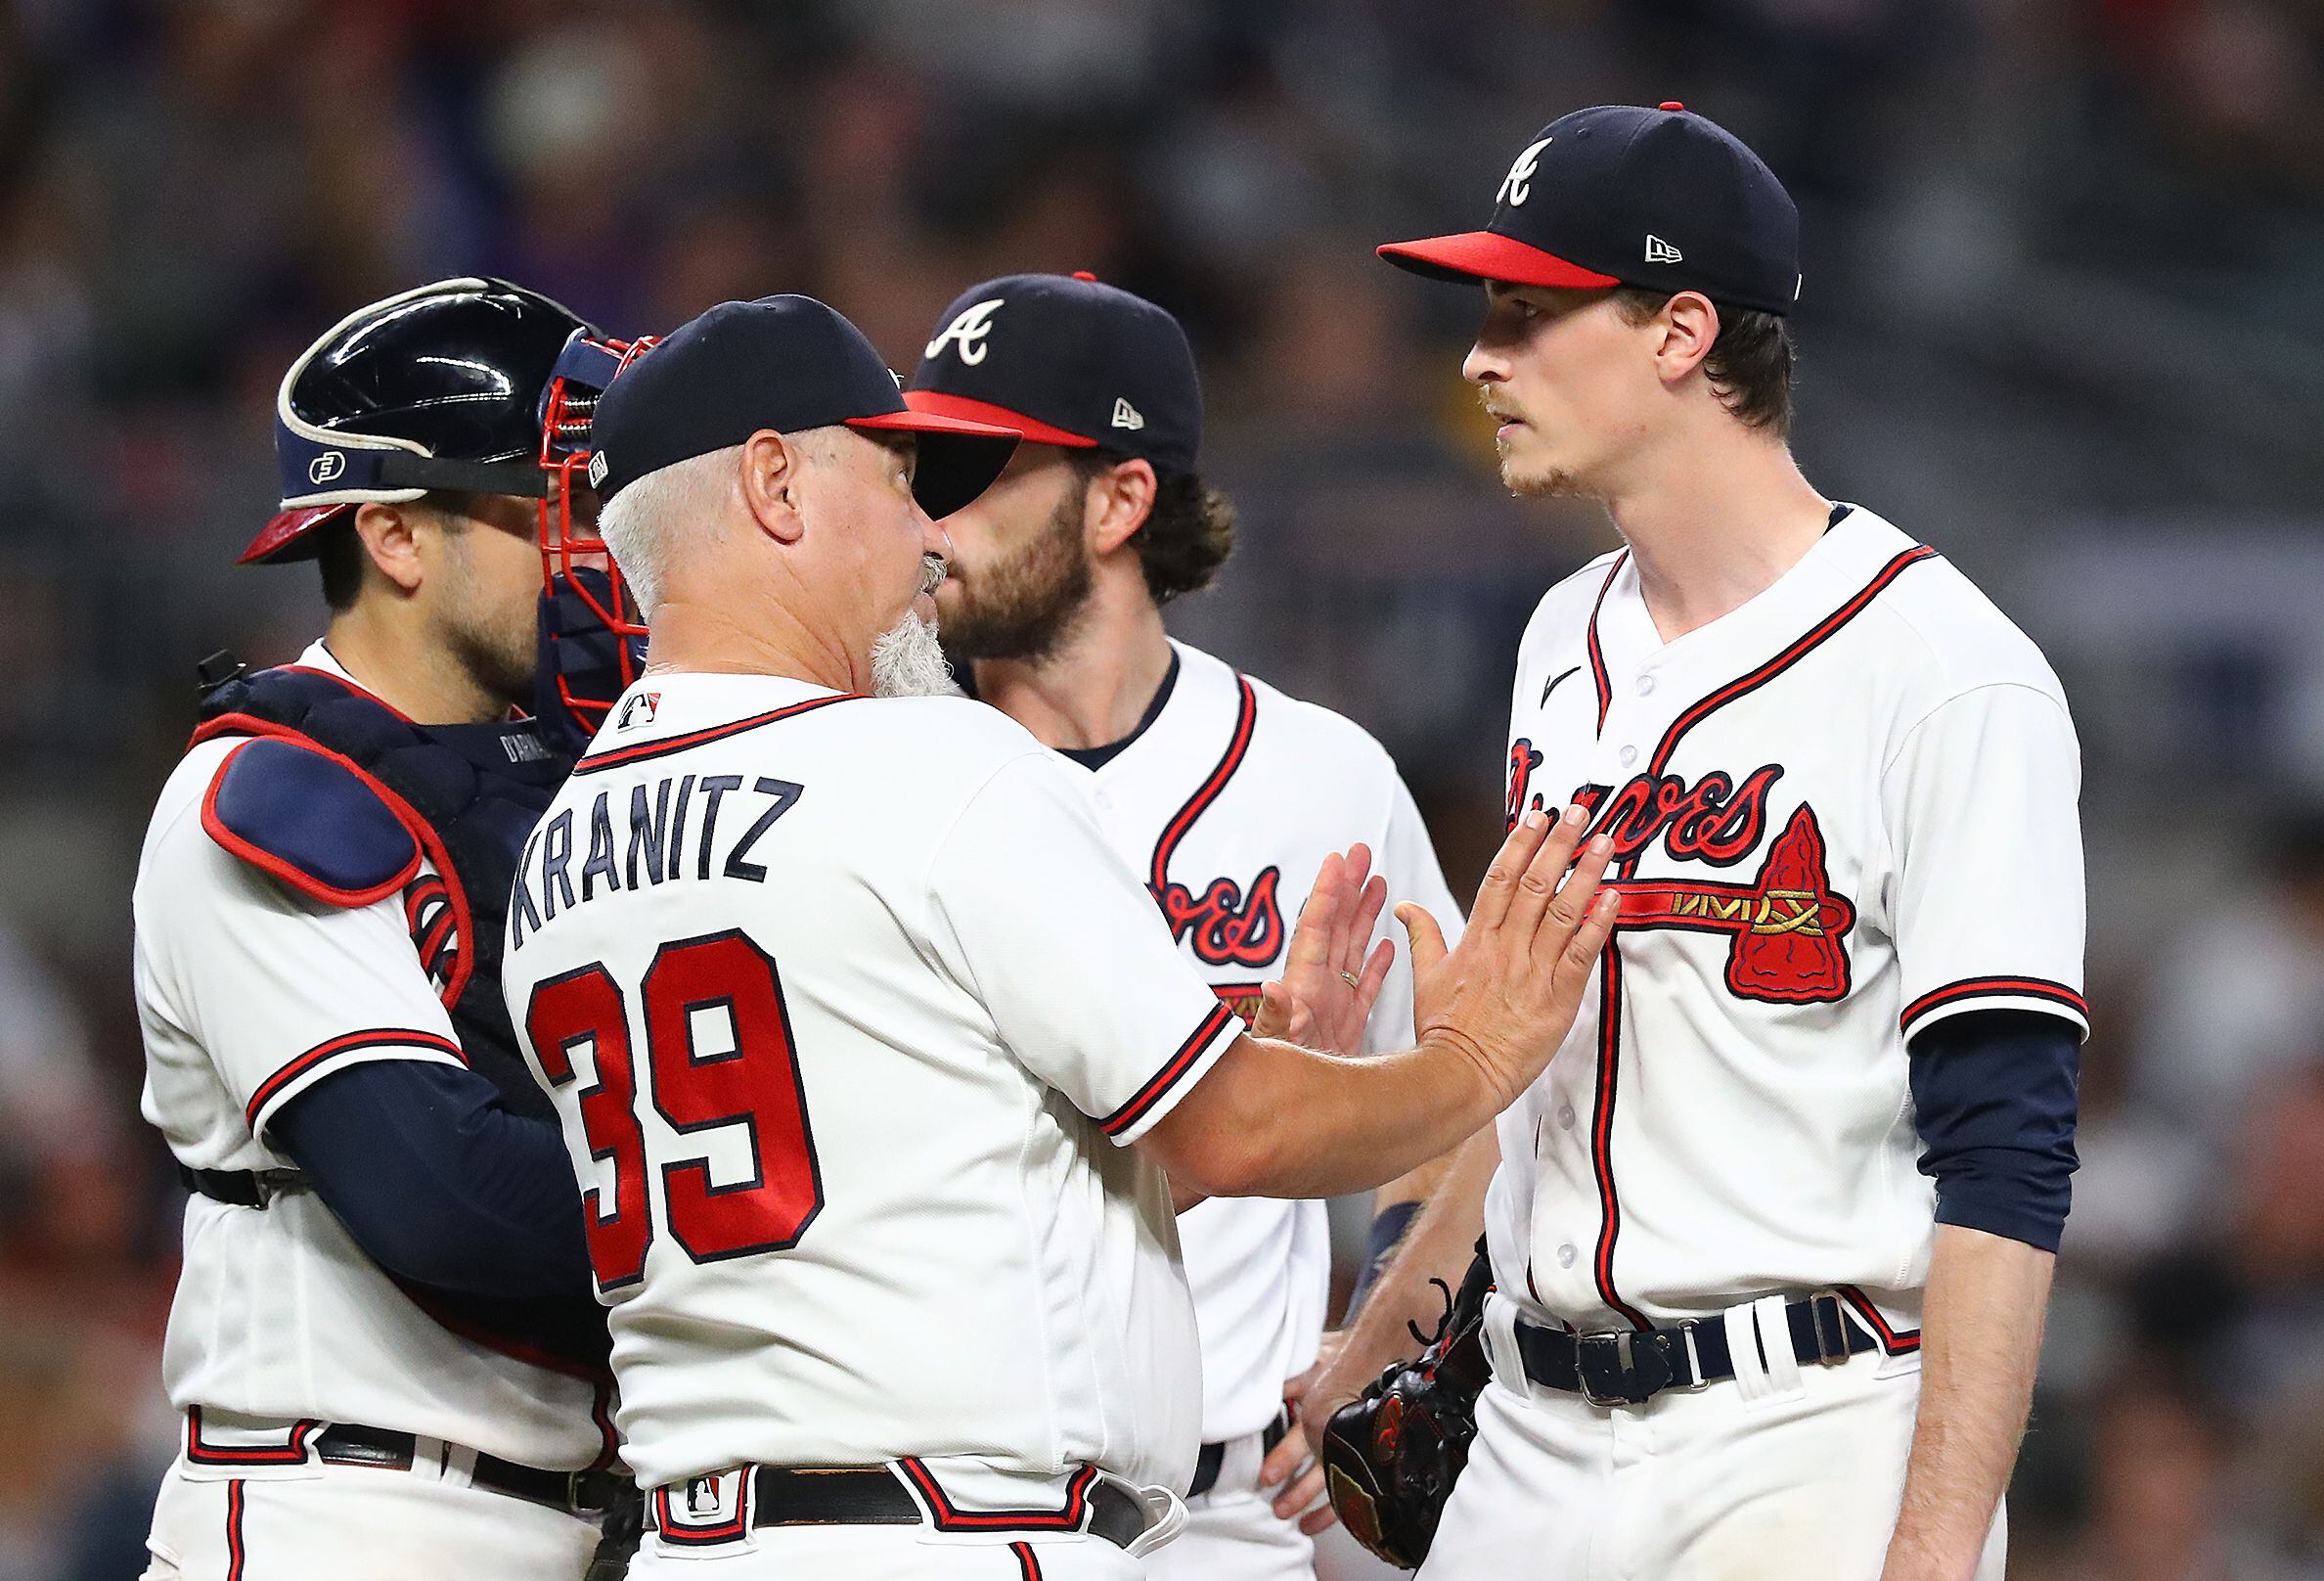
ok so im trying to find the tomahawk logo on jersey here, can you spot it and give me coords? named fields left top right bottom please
left=1490, top=507, right=2087, bottom=1339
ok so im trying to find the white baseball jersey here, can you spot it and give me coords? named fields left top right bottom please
left=1064, top=641, right=1460, bottom=1441
left=133, top=641, right=605, bottom=1471
left=1489, top=508, right=2086, bottom=1339
left=501, top=671, right=1250, bottom=1498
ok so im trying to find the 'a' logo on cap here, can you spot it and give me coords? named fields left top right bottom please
left=925, top=298, right=1006, bottom=366
left=1497, top=138, right=1553, bottom=207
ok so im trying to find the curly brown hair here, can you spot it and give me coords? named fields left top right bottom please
left=1070, top=453, right=1234, bottom=606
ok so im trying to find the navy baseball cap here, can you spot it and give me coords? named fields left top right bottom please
left=589, top=295, right=1019, bottom=519
left=904, top=273, right=1201, bottom=476
left=1379, top=103, right=1802, bottom=317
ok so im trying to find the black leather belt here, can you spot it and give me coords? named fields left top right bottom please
left=179, top=1162, right=308, bottom=1208
left=1186, top=1411, right=1291, bottom=1500
left=311, top=1423, right=622, bottom=1515
left=1512, top=1291, right=1878, bottom=1407
left=651, top=1467, right=1148, bottom=1549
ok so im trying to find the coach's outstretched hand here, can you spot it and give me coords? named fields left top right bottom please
left=1407, top=805, right=1618, bottom=1108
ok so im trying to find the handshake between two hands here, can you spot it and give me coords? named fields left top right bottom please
left=1253, top=803, right=1621, bottom=1094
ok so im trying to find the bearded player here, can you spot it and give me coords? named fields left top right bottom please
left=1320, top=103, right=2085, bottom=1580
left=904, top=273, right=1465, bottom=1578
left=134, top=280, right=645, bottom=1579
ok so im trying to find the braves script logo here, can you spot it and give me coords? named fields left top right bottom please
left=1509, top=753, right=1855, bottom=1003
left=1154, top=866, right=1285, bottom=969
left=924, top=297, right=1005, bottom=366
left=1497, top=137, right=1553, bottom=206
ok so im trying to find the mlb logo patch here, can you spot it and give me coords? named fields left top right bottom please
left=654, top=1468, right=753, bottom=1550
left=617, top=692, right=661, bottom=731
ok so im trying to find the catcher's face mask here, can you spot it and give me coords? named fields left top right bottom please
left=535, top=328, right=657, bottom=734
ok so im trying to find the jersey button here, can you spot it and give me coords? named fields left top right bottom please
left=1558, top=1104, right=1576, bottom=1130
left=1556, top=1242, right=1578, bottom=1269
left=1618, top=745, right=1637, bottom=767
left=1636, top=674, right=1656, bottom=696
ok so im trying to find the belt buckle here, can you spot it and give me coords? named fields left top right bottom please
left=567, top=1469, right=610, bottom=1515
left=1576, top=1332, right=1635, bottom=1407
left=1809, top=1291, right=1850, bottom=1366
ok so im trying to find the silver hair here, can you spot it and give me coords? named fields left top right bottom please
left=594, top=444, right=745, bottom=618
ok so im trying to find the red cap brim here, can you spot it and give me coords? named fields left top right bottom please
left=238, top=504, right=354, bottom=565
left=845, top=409, right=1021, bottom=519
left=1376, top=232, right=1622, bottom=291
left=846, top=409, right=1022, bottom=441
left=900, top=390, right=1097, bottom=450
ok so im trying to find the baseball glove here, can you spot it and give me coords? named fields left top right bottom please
left=1321, top=1241, right=1495, bottom=1570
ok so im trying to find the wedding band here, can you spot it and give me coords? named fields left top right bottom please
left=1339, top=971, right=1362, bottom=988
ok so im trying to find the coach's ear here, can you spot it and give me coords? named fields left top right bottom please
left=739, top=429, right=806, bottom=545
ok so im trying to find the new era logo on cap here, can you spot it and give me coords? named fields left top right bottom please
left=1110, top=398, right=1144, bottom=431
left=1645, top=235, right=1683, bottom=264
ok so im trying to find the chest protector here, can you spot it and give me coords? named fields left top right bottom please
left=193, top=660, right=610, bottom=1381
left=195, top=662, right=570, bottom=1121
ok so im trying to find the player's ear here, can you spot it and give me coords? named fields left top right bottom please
left=1087, top=456, right=1157, bottom=557
left=1655, top=292, right=1720, bottom=385
left=738, top=429, right=806, bottom=545
left=350, top=501, right=427, bottom=595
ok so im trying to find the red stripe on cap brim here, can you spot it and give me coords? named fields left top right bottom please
left=846, top=410, right=1022, bottom=441
left=1376, top=232, right=1623, bottom=290
left=900, top=390, right=1097, bottom=450
left=846, top=410, right=1020, bottom=519
left=238, top=504, right=353, bottom=565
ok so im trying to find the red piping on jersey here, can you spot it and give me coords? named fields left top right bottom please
left=1584, top=542, right=1939, bottom=1331
left=572, top=694, right=861, bottom=774
left=1643, top=547, right=1939, bottom=781
left=1011, top=1541, right=1045, bottom=1581
left=1097, top=1002, right=1236, bottom=1139
left=245, top=1028, right=468, bottom=1131
left=1585, top=553, right=1626, bottom=736
left=198, top=739, right=424, bottom=909
left=652, top=1477, right=750, bottom=1546
left=1147, top=674, right=1259, bottom=893
left=895, top=1460, right=1097, bottom=1531
left=186, top=1407, right=319, bottom=1467
left=193, top=712, right=476, bottom=1014
left=1587, top=953, right=1652, bottom=1330
left=225, top=1478, right=248, bottom=1581
left=1899, top=975, right=2087, bottom=1038
left=1837, top=1285, right=1922, bottom=1353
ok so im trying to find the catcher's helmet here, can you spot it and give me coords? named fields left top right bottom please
left=243, top=277, right=621, bottom=564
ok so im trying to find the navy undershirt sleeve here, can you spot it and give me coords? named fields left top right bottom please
left=271, top=1059, right=596, bottom=1299
left=1907, top=1009, right=2080, bottom=1253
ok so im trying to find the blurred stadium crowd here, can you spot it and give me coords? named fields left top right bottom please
left=1, top=1, right=2321, bottom=1575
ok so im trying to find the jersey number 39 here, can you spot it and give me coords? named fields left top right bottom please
left=523, top=929, right=823, bottom=1290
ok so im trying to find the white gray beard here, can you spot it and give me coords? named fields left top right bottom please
left=869, top=610, right=960, bottom=699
